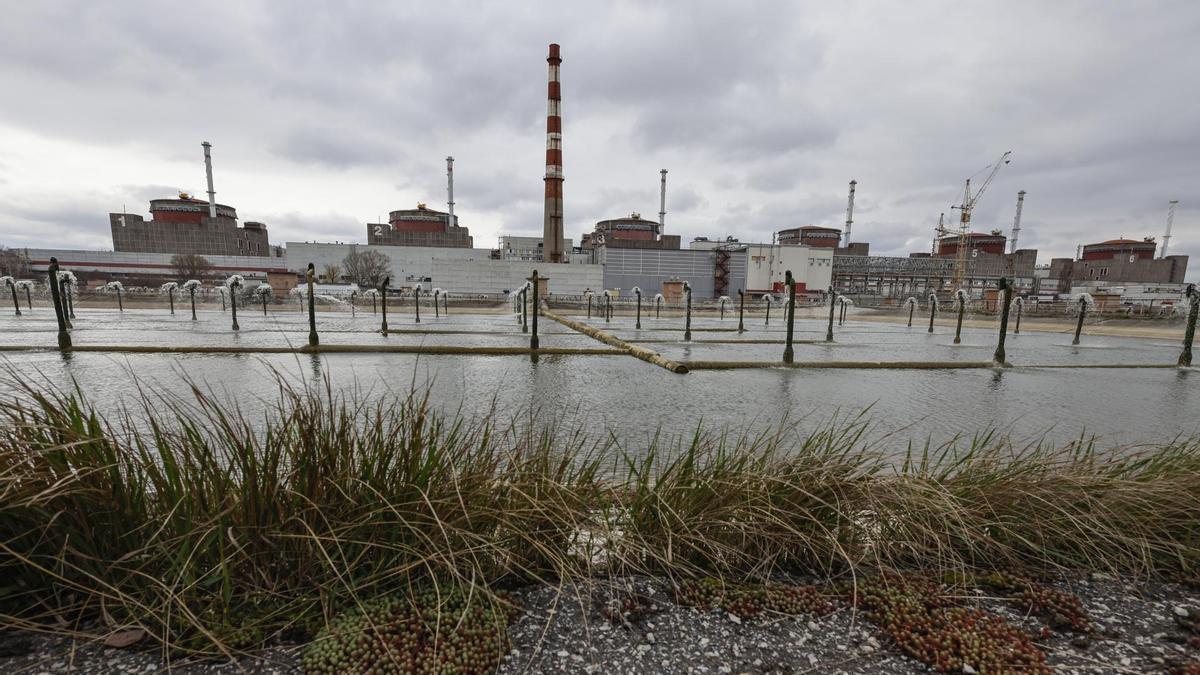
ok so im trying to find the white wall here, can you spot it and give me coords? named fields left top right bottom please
left=284, top=242, right=600, bottom=295
left=743, top=244, right=833, bottom=292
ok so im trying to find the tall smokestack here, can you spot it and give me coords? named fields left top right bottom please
left=1162, top=199, right=1179, bottom=258
left=202, top=141, right=217, bottom=218
left=446, top=156, right=455, bottom=226
left=659, top=169, right=667, bottom=234
left=1009, top=190, right=1026, bottom=253
left=843, top=180, right=857, bottom=245
left=542, top=43, right=565, bottom=263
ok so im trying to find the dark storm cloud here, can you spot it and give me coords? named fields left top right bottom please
left=0, top=1, right=1198, bottom=280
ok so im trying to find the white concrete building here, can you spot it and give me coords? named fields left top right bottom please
left=497, top=235, right=573, bottom=261
left=285, top=242, right=601, bottom=295
left=743, top=243, right=833, bottom=294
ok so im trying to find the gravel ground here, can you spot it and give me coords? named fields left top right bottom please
left=2, top=574, right=1197, bottom=674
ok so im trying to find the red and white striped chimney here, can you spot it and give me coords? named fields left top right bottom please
left=542, top=43, right=565, bottom=263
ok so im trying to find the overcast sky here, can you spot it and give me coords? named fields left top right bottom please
left=1, top=1, right=1197, bottom=279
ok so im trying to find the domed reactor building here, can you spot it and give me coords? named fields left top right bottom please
left=110, top=193, right=270, bottom=257
left=109, top=142, right=270, bottom=257
left=366, top=203, right=473, bottom=248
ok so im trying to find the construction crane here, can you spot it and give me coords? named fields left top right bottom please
left=949, top=151, right=1012, bottom=286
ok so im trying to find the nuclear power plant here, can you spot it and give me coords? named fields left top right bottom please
left=12, top=42, right=1189, bottom=308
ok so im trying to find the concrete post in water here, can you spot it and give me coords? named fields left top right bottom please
left=825, top=286, right=836, bottom=342
left=1013, top=296, right=1024, bottom=334
left=59, top=275, right=75, bottom=326
left=227, top=275, right=242, bottom=331
left=737, top=289, right=746, bottom=333
left=528, top=270, right=542, bottom=353
left=783, top=271, right=796, bottom=363
left=304, top=264, right=318, bottom=347
left=993, top=277, right=1012, bottom=366
left=2, top=276, right=20, bottom=316
left=521, top=285, right=529, bottom=333
left=379, top=277, right=389, bottom=336
left=58, top=276, right=73, bottom=329
left=162, top=282, right=176, bottom=315
left=47, top=258, right=71, bottom=349
left=413, top=286, right=421, bottom=324
left=683, top=282, right=693, bottom=341
left=1178, top=284, right=1197, bottom=367
left=927, top=293, right=938, bottom=333
left=182, top=280, right=200, bottom=320
left=1072, top=294, right=1089, bottom=345
left=634, top=286, right=642, bottom=329
left=953, top=289, right=967, bottom=344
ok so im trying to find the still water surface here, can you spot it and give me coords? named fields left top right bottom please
left=1, top=308, right=1196, bottom=451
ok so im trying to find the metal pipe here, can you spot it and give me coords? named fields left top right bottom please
left=47, top=258, right=70, bottom=349
left=683, top=283, right=692, bottom=341
left=635, top=288, right=642, bottom=330
left=202, top=141, right=217, bottom=219
left=379, top=277, right=389, bottom=336
left=783, top=271, right=796, bottom=362
left=737, top=289, right=745, bottom=333
left=993, top=278, right=1012, bottom=366
left=1072, top=296, right=1087, bottom=345
left=529, top=271, right=541, bottom=353
left=414, top=287, right=421, bottom=324
left=825, top=287, right=836, bottom=342
left=1180, top=284, right=1197, bottom=367
left=306, top=265, right=318, bottom=347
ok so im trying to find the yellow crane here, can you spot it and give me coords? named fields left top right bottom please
left=949, top=151, right=1012, bottom=287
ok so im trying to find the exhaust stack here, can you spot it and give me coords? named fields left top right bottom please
left=843, top=180, right=857, bottom=245
left=1009, top=190, right=1026, bottom=253
left=659, top=169, right=667, bottom=234
left=202, top=141, right=217, bottom=218
left=446, top=156, right=455, bottom=226
left=542, top=43, right=565, bottom=263
left=1162, top=200, right=1179, bottom=258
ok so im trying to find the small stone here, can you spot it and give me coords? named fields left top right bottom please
left=1174, top=606, right=1190, bottom=618
left=727, top=612, right=741, bottom=624
left=556, top=650, right=569, bottom=658
left=636, top=644, right=651, bottom=654
left=645, top=632, right=655, bottom=644
left=1071, top=636, right=1092, bottom=650
left=1119, top=657, right=1131, bottom=667
left=807, top=654, right=818, bottom=666
left=700, top=637, right=710, bottom=647
left=867, top=636, right=881, bottom=649
left=807, top=621, right=820, bottom=630
left=963, top=666, right=978, bottom=675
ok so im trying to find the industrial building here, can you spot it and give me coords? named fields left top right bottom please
left=494, top=236, right=573, bottom=261
left=822, top=225, right=1039, bottom=297
left=582, top=214, right=682, bottom=252
left=110, top=193, right=271, bottom=258
left=108, top=142, right=272, bottom=258
left=21, top=247, right=292, bottom=289
left=367, top=204, right=473, bottom=248
left=1043, top=236, right=1188, bottom=293
left=285, top=242, right=599, bottom=295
